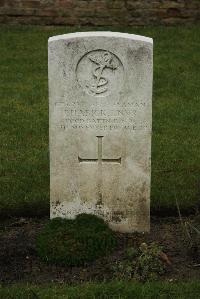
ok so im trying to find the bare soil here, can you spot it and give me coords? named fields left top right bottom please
left=0, top=217, right=200, bottom=285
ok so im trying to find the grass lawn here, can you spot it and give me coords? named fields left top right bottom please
left=1, top=281, right=200, bottom=299
left=0, top=25, right=200, bottom=217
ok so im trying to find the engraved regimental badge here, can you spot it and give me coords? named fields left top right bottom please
left=76, top=50, right=124, bottom=97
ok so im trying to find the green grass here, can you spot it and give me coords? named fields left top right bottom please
left=0, top=25, right=200, bottom=217
left=1, top=281, right=200, bottom=299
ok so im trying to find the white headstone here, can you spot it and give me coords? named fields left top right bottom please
left=49, top=32, right=153, bottom=233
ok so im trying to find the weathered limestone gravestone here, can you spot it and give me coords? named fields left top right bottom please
left=49, top=32, right=153, bottom=232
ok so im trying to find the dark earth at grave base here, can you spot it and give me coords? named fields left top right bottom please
left=0, top=217, right=200, bottom=285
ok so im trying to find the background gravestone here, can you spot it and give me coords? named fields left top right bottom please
left=49, top=32, right=153, bottom=232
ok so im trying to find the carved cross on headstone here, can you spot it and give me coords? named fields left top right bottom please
left=78, top=136, right=121, bottom=206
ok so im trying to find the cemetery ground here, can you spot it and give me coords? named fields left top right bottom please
left=1, top=216, right=200, bottom=298
left=0, top=24, right=200, bottom=298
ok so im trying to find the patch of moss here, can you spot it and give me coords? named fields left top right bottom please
left=36, top=214, right=117, bottom=266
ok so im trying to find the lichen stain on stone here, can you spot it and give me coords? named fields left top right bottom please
left=51, top=200, right=61, bottom=208
left=136, top=46, right=151, bottom=61
left=111, top=211, right=124, bottom=223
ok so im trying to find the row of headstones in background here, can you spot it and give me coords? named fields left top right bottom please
left=49, top=32, right=153, bottom=233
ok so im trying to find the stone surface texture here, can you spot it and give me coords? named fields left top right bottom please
left=0, top=0, right=199, bottom=26
left=49, top=32, right=153, bottom=232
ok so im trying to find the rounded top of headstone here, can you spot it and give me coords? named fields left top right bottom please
left=48, top=31, right=153, bottom=44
